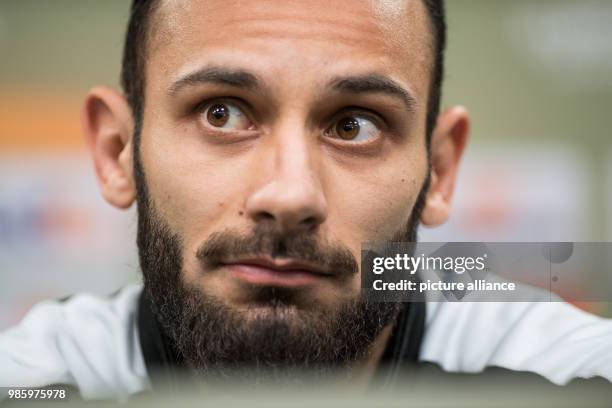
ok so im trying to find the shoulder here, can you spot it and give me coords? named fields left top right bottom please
left=0, top=284, right=149, bottom=401
left=421, top=299, right=612, bottom=384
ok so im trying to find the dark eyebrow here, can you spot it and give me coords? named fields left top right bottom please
left=168, top=66, right=261, bottom=95
left=328, top=74, right=417, bottom=113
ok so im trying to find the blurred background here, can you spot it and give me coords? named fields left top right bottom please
left=1, top=0, right=611, bottom=330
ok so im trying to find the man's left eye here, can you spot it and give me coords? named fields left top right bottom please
left=201, top=102, right=253, bottom=131
left=329, top=116, right=381, bottom=142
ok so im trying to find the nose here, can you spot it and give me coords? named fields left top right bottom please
left=245, top=127, right=327, bottom=233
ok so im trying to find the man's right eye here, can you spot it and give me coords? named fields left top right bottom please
left=201, top=102, right=254, bottom=131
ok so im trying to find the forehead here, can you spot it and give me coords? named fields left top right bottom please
left=147, top=0, right=433, bottom=100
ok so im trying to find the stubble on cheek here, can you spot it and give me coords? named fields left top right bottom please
left=333, top=173, right=423, bottom=246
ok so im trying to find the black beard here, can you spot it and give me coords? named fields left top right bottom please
left=134, top=152, right=428, bottom=382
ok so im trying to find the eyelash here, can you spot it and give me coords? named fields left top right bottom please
left=327, top=107, right=387, bottom=130
left=194, top=97, right=253, bottom=118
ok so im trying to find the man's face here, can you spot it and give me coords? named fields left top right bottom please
left=140, top=0, right=431, bottom=301
left=132, top=0, right=434, bottom=374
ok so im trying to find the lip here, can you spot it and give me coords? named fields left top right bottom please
left=222, top=257, right=331, bottom=287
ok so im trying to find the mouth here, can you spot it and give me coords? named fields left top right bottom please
left=221, top=257, right=332, bottom=287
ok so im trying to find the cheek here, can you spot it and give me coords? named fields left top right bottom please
left=325, top=153, right=428, bottom=245
left=138, top=124, right=247, bottom=244
left=330, top=158, right=426, bottom=293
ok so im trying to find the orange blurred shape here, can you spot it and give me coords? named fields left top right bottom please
left=0, top=87, right=85, bottom=151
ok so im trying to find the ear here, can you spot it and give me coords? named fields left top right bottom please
left=420, top=106, right=470, bottom=227
left=82, top=86, right=136, bottom=209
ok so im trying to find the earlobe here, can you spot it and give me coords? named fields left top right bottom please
left=82, top=86, right=136, bottom=209
left=420, top=190, right=450, bottom=226
left=420, top=106, right=470, bottom=227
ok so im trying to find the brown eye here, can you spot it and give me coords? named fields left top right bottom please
left=331, top=116, right=380, bottom=142
left=202, top=102, right=253, bottom=131
left=336, top=117, right=360, bottom=140
left=206, top=104, right=230, bottom=127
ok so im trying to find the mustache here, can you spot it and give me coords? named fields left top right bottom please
left=195, top=224, right=358, bottom=279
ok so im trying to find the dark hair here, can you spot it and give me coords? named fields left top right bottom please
left=121, top=0, right=446, bottom=147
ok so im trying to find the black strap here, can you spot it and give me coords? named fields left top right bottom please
left=377, top=301, right=426, bottom=386
left=137, top=290, right=186, bottom=390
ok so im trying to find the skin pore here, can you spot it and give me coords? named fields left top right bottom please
left=83, top=0, right=469, bottom=383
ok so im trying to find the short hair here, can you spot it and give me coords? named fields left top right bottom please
left=121, top=0, right=446, bottom=148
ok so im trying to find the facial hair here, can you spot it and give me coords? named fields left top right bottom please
left=134, top=153, right=428, bottom=382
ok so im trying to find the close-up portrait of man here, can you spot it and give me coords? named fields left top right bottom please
left=0, top=0, right=611, bottom=406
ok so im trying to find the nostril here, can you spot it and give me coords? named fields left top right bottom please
left=300, top=216, right=319, bottom=229
left=256, top=211, right=275, bottom=222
